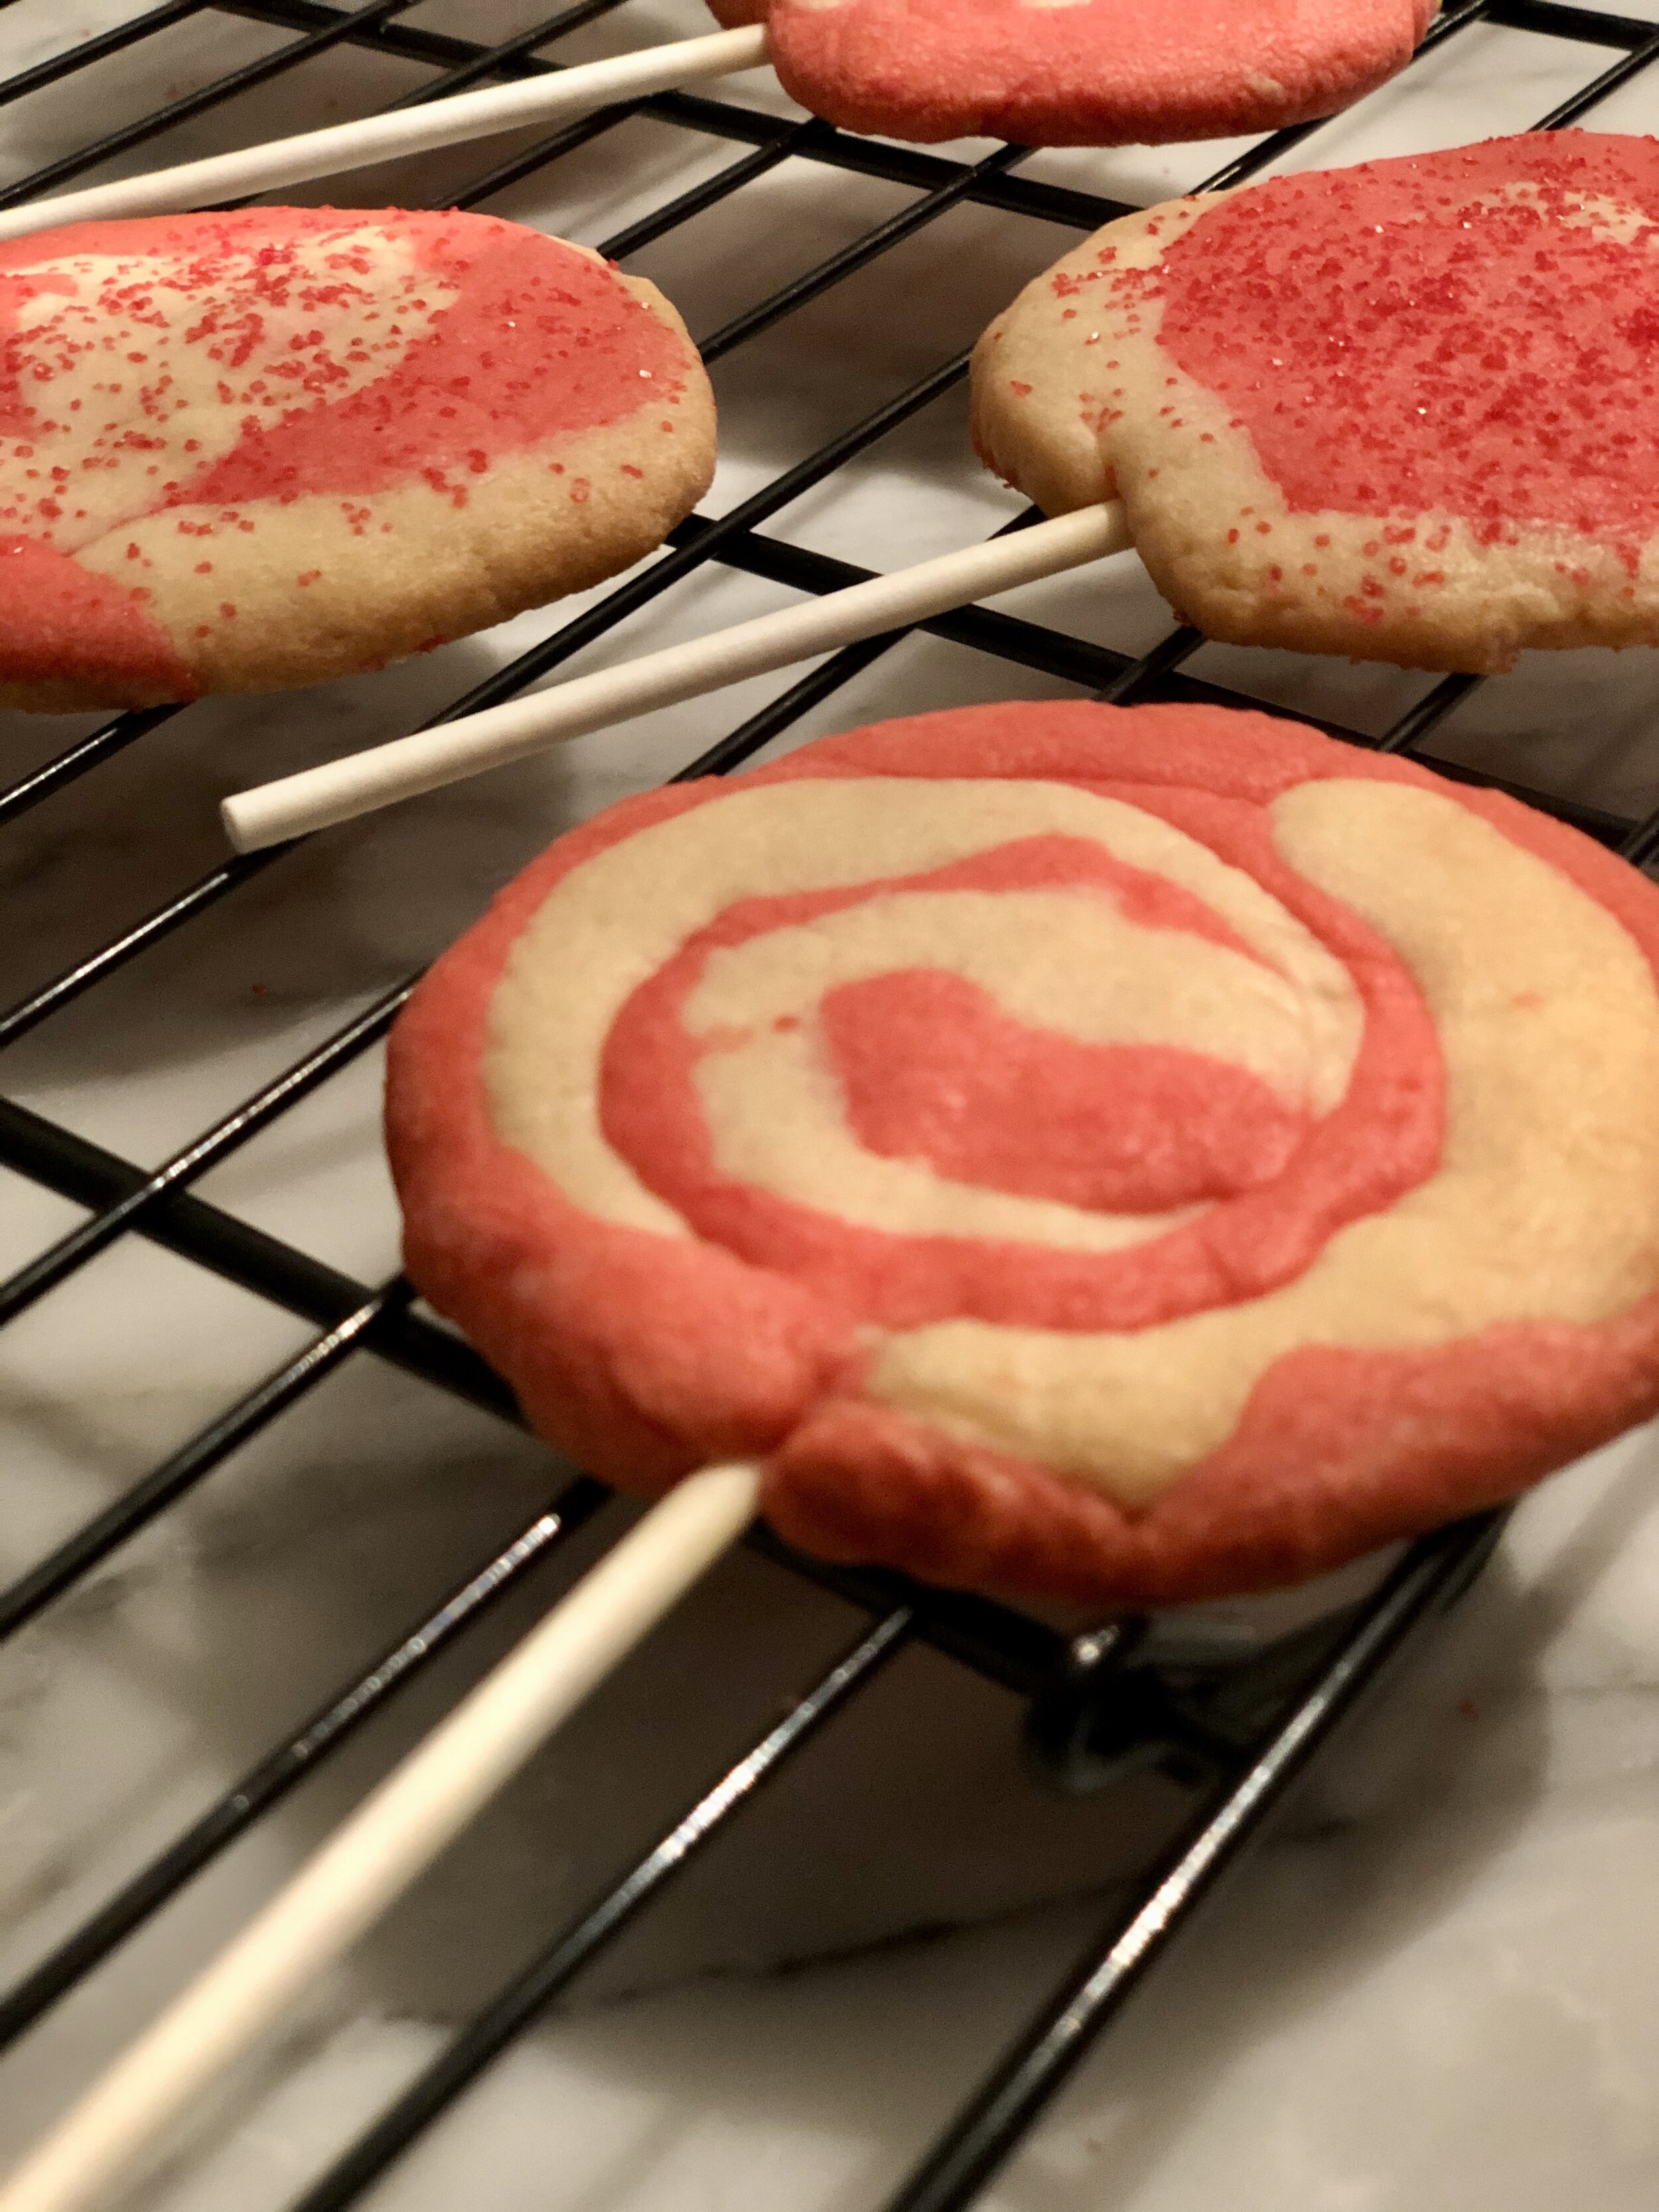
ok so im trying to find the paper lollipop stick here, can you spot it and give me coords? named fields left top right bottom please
left=0, top=26, right=769, bottom=246
left=220, top=499, right=1131, bottom=851
left=0, top=1463, right=760, bottom=2212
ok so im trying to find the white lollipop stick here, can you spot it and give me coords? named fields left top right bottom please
left=0, top=1461, right=761, bottom=2212
left=222, top=499, right=1132, bottom=851
left=0, top=25, right=770, bottom=245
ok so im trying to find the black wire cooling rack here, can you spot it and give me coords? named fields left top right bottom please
left=3, top=0, right=1659, bottom=2205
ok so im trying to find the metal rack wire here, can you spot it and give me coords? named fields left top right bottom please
left=1, top=0, right=1658, bottom=2204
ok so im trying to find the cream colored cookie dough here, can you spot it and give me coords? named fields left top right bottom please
left=485, top=774, right=1358, bottom=1239
left=871, top=781, right=1659, bottom=1500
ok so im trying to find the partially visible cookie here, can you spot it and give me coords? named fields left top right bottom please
left=0, top=208, right=713, bottom=711
left=704, top=0, right=1429, bottom=147
left=386, top=700, right=1659, bottom=1607
left=972, top=133, right=1659, bottom=672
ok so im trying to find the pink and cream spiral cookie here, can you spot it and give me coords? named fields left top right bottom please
left=0, top=208, right=713, bottom=712
left=387, top=700, right=1659, bottom=1606
left=703, top=0, right=1429, bottom=147
left=973, top=133, right=1659, bottom=672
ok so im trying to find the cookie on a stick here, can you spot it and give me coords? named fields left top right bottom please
left=0, top=0, right=1427, bottom=245
left=0, top=207, right=713, bottom=709
left=20, top=697, right=1659, bottom=2212
left=974, top=132, right=1659, bottom=671
left=222, top=135, right=1659, bottom=845
left=705, top=0, right=1432, bottom=147
left=390, top=699, right=1659, bottom=1608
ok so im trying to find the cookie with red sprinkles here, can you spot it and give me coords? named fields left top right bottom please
left=0, top=207, right=713, bottom=711
left=386, top=700, right=1659, bottom=1607
left=704, top=0, right=1429, bottom=148
left=973, top=133, right=1659, bottom=672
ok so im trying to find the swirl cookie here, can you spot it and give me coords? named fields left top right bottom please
left=973, top=133, right=1659, bottom=672
left=704, top=0, right=1429, bottom=147
left=0, top=208, right=713, bottom=711
left=387, top=701, right=1659, bottom=1605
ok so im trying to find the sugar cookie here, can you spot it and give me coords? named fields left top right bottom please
left=704, top=0, right=1429, bottom=147
left=973, top=133, right=1659, bottom=671
left=0, top=208, right=713, bottom=710
left=387, top=701, right=1659, bottom=1605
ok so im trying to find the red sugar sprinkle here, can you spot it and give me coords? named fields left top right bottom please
left=1149, top=134, right=1659, bottom=549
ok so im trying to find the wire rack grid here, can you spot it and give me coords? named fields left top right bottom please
left=0, top=1, right=1657, bottom=2206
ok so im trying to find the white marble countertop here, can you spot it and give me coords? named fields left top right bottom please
left=1, top=2, right=1658, bottom=2208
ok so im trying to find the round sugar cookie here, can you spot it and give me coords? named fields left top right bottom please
left=0, top=208, right=713, bottom=711
left=972, top=133, right=1659, bottom=672
left=704, top=0, right=1429, bottom=147
left=388, top=701, right=1659, bottom=1606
